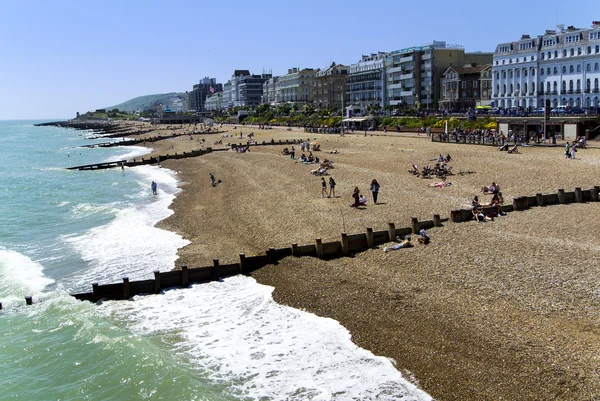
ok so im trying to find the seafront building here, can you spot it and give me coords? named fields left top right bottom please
left=385, top=41, right=492, bottom=110
left=261, top=76, right=280, bottom=105
left=204, top=92, right=223, bottom=111
left=313, top=64, right=349, bottom=110
left=221, top=70, right=272, bottom=108
left=185, top=77, right=222, bottom=111
left=492, top=22, right=600, bottom=110
left=440, top=64, right=493, bottom=109
left=347, top=52, right=388, bottom=113
left=276, top=68, right=317, bottom=105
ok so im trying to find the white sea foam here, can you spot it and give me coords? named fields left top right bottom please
left=104, top=276, right=431, bottom=401
left=71, top=202, right=120, bottom=218
left=65, top=166, right=189, bottom=289
left=105, top=146, right=151, bottom=163
left=0, top=249, right=55, bottom=301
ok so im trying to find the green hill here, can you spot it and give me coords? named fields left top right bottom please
left=106, top=93, right=185, bottom=113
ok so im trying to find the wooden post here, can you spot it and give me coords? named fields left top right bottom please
left=25, top=296, right=32, bottom=306
left=315, top=238, right=324, bottom=259
left=341, top=233, right=349, bottom=256
left=536, top=193, right=544, bottom=207
left=181, top=264, right=189, bottom=287
left=366, top=228, right=374, bottom=248
left=292, top=243, right=299, bottom=257
left=239, top=253, right=246, bottom=274
left=433, top=214, right=442, bottom=227
left=513, top=197, right=522, bottom=211
left=411, top=218, right=420, bottom=234
left=267, top=247, right=275, bottom=264
left=575, top=187, right=583, bottom=203
left=0, top=302, right=2, bottom=310
left=591, top=186, right=599, bottom=202
left=92, top=282, right=100, bottom=301
left=153, top=271, right=161, bottom=293
left=212, top=259, right=220, bottom=281
left=388, top=223, right=396, bottom=241
left=558, top=189, right=566, bottom=204
left=122, top=277, right=130, bottom=299
left=450, top=210, right=463, bottom=223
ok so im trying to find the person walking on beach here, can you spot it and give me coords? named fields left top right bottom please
left=290, top=146, right=295, bottom=159
left=210, top=173, right=216, bottom=187
left=321, top=177, right=327, bottom=197
left=370, top=179, right=380, bottom=204
left=151, top=181, right=158, bottom=196
left=328, top=177, right=336, bottom=198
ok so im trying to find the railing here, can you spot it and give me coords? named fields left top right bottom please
left=593, top=88, right=599, bottom=93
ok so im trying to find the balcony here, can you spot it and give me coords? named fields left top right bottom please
left=537, top=91, right=545, bottom=96
left=575, top=89, right=581, bottom=94
left=545, top=91, right=551, bottom=95
left=593, top=88, right=600, bottom=93
left=500, top=93, right=506, bottom=97
left=568, top=90, right=574, bottom=94
left=399, top=56, right=414, bottom=63
left=585, top=88, right=591, bottom=93
left=528, top=92, right=534, bottom=96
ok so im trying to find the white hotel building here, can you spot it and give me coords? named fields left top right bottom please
left=493, top=22, right=600, bottom=110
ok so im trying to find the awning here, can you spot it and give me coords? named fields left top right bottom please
left=343, top=117, right=372, bottom=122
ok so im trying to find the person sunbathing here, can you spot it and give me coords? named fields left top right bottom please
left=383, top=235, right=413, bottom=252
left=481, top=182, right=499, bottom=194
left=508, top=145, right=519, bottom=154
left=409, top=164, right=419, bottom=175
left=428, top=179, right=452, bottom=188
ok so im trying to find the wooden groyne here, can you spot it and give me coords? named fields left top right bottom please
left=67, top=139, right=307, bottom=170
left=4, top=185, right=598, bottom=307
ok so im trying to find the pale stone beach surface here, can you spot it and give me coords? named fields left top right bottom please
left=136, top=123, right=599, bottom=401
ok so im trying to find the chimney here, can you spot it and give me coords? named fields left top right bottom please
left=521, top=34, right=530, bottom=39
left=593, top=21, right=600, bottom=26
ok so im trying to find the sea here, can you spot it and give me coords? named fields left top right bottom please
left=0, top=120, right=431, bottom=401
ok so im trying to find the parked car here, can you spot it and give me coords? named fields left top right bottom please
left=567, top=107, right=585, bottom=114
left=551, top=105, right=569, bottom=114
left=532, top=107, right=545, bottom=115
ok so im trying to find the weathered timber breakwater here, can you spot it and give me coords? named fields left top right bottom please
left=68, top=138, right=312, bottom=170
left=4, top=185, right=597, bottom=308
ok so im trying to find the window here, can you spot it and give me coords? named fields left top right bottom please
left=548, top=51, right=551, bottom=59
left=532, top=69, right=535, bottom=76
left=577, top=79, right=581, bottom=90
left=509, top=59, right=512, bottom=64
left=555, top=51, right=558, bottom=58
left=462, top=81, right=466, bottom=88
left=562, top=81, right=567, bottom=92
left=562, top=66, right=566, bottom=74
left=570, top=48, right=574, bottom=56
left=554, top=67, right=558, bottom=74
left=510, top=84, right=513, bottom=93
left=595, top=78, right=599, bottom=89
left=587, top=63, right=592, bottom=72
left=578, top=47, right=581, bottom=55
left=577, top=65, right=581, bottom=73
left=474, top=81, right=478, bottom=88
left=524, top=69, right=528, bottom=77
left=588, top=46, right=591, bottom=54
left=516, top=70, right=520, bottom=78
left=541, top=53, right=545, bottom=60
left=496, top=72, right=500, bottom=80
left=587, top=79, right=591, bottom=89
left=509, top=71, right=513, bottom=78
left=474, top=90, right=478, bottom=97
left=547, top=82, right=551, bottom=91
left=569, top=65, right=573, bottom=73
left=564, top=49, right=568, bottom=57
left=541, top=69, right=545, bottom=75
left=547, top=67, right=551, bottom=75
left=532, top=82, right=535, bottom=92
left=596, top=62, right=599, bottom=71
left=597, top=45, right=599, bottom=53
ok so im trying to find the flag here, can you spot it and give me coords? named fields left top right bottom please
left=209, top=87, right=215, bottom=94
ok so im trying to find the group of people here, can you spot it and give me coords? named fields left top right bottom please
left=409, top=154, right=453, bottom=180
left=564, top=139, right=585, bottom=159
left=320, top=177, right=337, bottom=198
left=348, top=180, right=380, bottom=207
left=470, top=182, right=505, bottom=221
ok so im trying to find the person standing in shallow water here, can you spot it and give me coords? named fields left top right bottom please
left=151, top=181, right=158, bottom=195
left=370, top=179, right=380, bottom=204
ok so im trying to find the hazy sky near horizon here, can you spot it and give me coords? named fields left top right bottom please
left=0, top=0, right=592, bottom=119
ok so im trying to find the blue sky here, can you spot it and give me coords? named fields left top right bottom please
left=0, top=0, right=592, bottom=119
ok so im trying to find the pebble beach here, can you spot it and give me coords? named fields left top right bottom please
left=140, top=124, right=599, bottom=400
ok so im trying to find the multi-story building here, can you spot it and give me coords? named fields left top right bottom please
left=313, top=64, right=349, bottom=110
left=277, top=68, right=317, bottom=105
left=261, top=76, right=280, bottom=105
left=440, top=64, right=493, bottom=109
left=386, top=41, right=492, bottom=110
left=492, top=22, right=600, bottom=110
left=347, top=52, right=388, bottom=113
left=223, top=70, right=271, bottom=108
left=204, top=92, right=223, bottom=111
left=185, top=77, right=222, bottom=111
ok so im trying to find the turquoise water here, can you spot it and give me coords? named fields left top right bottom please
left=0, top=121, right=431, bottom=401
